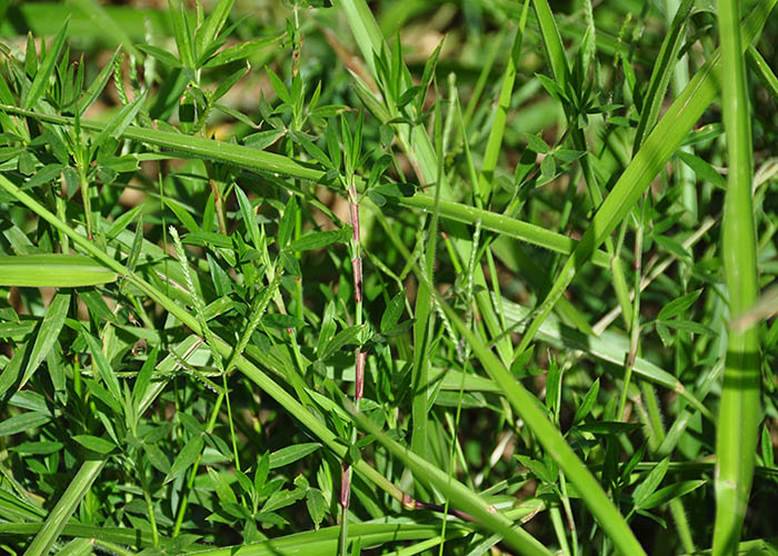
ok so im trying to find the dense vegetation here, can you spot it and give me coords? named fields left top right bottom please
left=0, top=0, right=777, bottom=554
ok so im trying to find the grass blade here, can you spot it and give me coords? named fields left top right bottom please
left=713, top=0, right=762, bottom=553
left=350, top=410, right=553, bottom=556
left=22, top=459, right=105, bottom=556
left=0, top=255, right=117, bottom=287
left=435, top=292, right=646, bottom=555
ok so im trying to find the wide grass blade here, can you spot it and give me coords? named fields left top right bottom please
left=0, top=254, right=117, bottom=287
left=22, top=459, right=105, bottom=556
left=713, top=0, right=762, bottom=553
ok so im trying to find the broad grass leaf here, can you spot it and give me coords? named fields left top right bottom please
left=0, top=256, right=115, bottom=287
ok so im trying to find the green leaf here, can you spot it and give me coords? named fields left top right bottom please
left=73, top=434, right=115, bottom=455
left=639, top=480, right=705, bottom=510
left=21, top=292, right=70, bottom=387
left=208, top=467, right=238, bottom=505
left=278, top=196, right=298, bottom=248
left=204, top=35, right=282, bottom=68
left=657, top=290, right=703, bottom=321
left=380, top=292, right=406, bottom=334
left=306, top=488, right=327, bottom=529
left=24, top=19, right=69, bottom=109
left=269, top=443, right=322, bottom=469
left=165, top=435, right=204, bottom=483
left=261, top=487, right=307, bottom=513
left=632, top=458, right=670, bottom=508
left=136, top=44, right=184, bottom=68
left=0, top=412, right=51, bottom=436
left=83, top=332, right=122, bottom=405
left=676, top=150, right=726, bottom=190
left=267, top=67, right=291, bottom=105
left=319, top=324, right=365, bottom=361
left=572, top=378, right=600, bottom=426
left=195, top=0, right=234, bottom=62
left=286, top=229, right=349, bottom=252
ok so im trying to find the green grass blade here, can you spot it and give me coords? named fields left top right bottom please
left=0, top=255, right=117, bottom=287
left=0, top=106, right=324, bottom=182
left=632, top=0, right=694, bottom=150
left=747, top=45, right=778, bottom=103
left=22, top=459, right=106, bottom=556
left=713, top=0, right=762, bottom=553
left=515, top=0, right=776, bottom=355
left=394, top=195, right=611, bottom=268
left=435, top=294, right=646, bottom=555
left=477, top=4, right=529, bottom=204
left=20, top=291, right=70, bottom=389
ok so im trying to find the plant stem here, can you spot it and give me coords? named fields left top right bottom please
left=340, top=178, right=364, bottom=555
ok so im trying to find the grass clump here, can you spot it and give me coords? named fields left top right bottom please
left=0, top=0, right=777, bottom=554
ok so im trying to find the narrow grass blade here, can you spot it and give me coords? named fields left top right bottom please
left=713, top=0, right=762, bottom=553
left=394, top=195, right=611, bottom=268
left=747, top=45, right=778, bottom=103
left=0, top=106, right=324, bottom=182
left=632, top=0, right=694, bottom=150
left=23, top=459, right=105, bottom=556
left=0, top=254, right=117, bottom=287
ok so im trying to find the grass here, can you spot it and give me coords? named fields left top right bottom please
left=0, top=0, right=777, bottom=554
